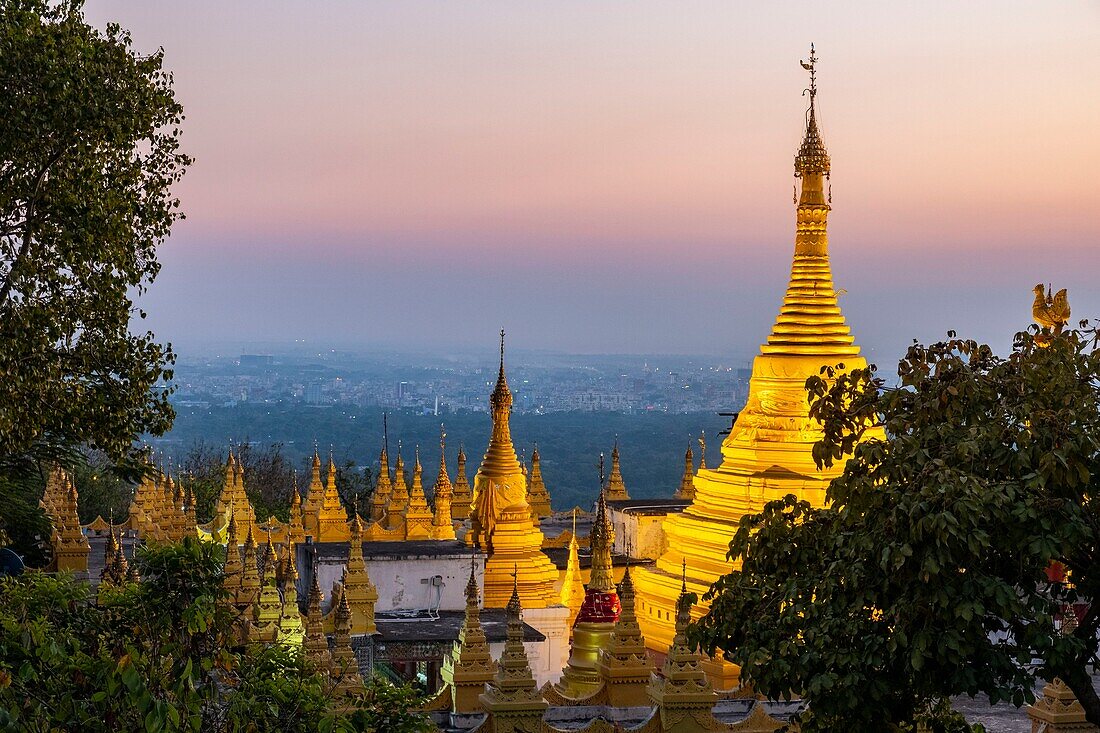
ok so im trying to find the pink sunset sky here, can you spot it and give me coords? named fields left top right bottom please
left=86, top=1, right=1099, bottom=363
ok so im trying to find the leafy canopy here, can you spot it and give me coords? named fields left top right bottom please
left=0, top=537, right=432, bottom=732
left=0, top=0, right=189, bottom=558
left=690, top=326, right=1100, bottom=732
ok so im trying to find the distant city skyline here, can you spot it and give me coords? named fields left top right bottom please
left=86, top=1, right=1100, bottom=362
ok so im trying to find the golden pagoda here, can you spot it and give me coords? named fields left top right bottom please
left=331, top=592, right=365, bottom=696
left=526, top=444, right=553, bottom=518
left=183, top=482, right=198, bottom=535
left=557, top=489, right=621, bottom=698
left=288, top=472, right=306, bottom=545
left=431, top=427, right=457, bottom=541
left=604, top=442, right=630, bottom=501
left=53, top=472, right=90, bottom=573
left=478, top=574, right=548, bottom=725
left=317, top=454, right=350, bottom=542
left=212, top=451, right=257, bottom=538
left=302, top=450, right=323, bottom=538
left=369, top=424, right=393, bottom=523
left=596, top=565, right=653, bottom=707
left=441, top=558, right=497, bottom=713
left=343, top=511, right=379, bottom=635
left=674, top=445, right=696, bottom=501
left=276, top=543, right=306, bottom=645
left=222, top=514, right=244, bottom=603
left=302, top=569, right=333, bottom=673
left=251, top=535, right=284, bottom=641
left=451, top=445, right=472, bottom=520
left=559, top=510, right=586, bottom=628
left=403, top=448, right=434, bottom=539
left=239, top=525, right=261, bottom=610
left=634, top=47, right=877, bottom=688
left=466, top=331, right=560, bottom=608
left=100, top=523, right=130, bottom=587
left=647, top=571, right=717, bottom=725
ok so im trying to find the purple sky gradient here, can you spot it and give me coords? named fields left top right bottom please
left=85, top=1, right=1100, bottom=362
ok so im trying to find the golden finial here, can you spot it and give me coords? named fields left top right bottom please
left=1033, top=284, right=1071, bottom=335
left=795, top=43, right=830, bottom=178
left=598, top=452, right=606, bottom=487
left=697, top=431, right=706, bottom=469
left=800, top=42, right=817, bottom=100
left=382, top=412, right=389, bottom=455
left=439, top=422, right=446, bottom=454
left=681, top=558, right=688, bottom=594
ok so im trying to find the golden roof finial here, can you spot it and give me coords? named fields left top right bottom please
left=795, top=43, right=830, bottom=178
left=681, top=558, right=688, bottom=595
left=1033, top=284, right=1071, bottom=335
left=800, top=42, right=817, bottom=99
left=490, top=328, right=512, bottom=413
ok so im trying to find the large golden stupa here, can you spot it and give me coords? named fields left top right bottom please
left=633, top=47, right=870, bottom=687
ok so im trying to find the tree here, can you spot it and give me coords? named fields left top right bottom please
left=690, top=325, right=1100, bottom=732
left=0, top=537, right=432, bottom=731
left=0, top=0, right=189, bottom=556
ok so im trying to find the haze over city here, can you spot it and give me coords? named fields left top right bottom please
left=87, top=1, right=1100, bottom=362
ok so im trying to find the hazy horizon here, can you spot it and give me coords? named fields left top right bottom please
left=85, top=1, right=1100, bottom=363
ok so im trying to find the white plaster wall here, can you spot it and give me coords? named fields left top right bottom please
left=315, top=555, right=483, bottom=612
left=522, top=605, right=571, bottom=687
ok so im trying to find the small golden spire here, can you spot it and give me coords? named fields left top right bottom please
left=589, top=488, right=616, bottom=592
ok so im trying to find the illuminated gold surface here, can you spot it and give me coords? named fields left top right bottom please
left=404, top=449, right=434, bottom=539
left=525, top=444, right=553, bottom=518
left=467, top=331, right=560, bottom=608
left=316, top=455, right=350, bottom=542
left=450, top=445, right=472, bottom=520
left=343, top=512, right=379, bottom=634
left=634, top=54, right=876, bottom=687
left=431, top=430, right=457, bottom=540
left=558, top=492, right=619, bottom=697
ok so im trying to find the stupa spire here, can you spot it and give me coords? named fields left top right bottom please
left=526, top=443, right=552, bottom=518
left=343, top=509, right=378, bottom=634
left=451, top=444, right=472, bottom=520
left=288, top=471, right=305, bottom=544
left=442, top=557, right=497, bottom=713
left=560, top=509, right=585, bottom=628
left=370, top=415, right=393, bottom=522
left=302, top=563, right=333, bottom=673
left=766, top=43, right=857, bottom=357
left=467, top=332, right=559, bottom=608
left=597, top=565, right=653, bottom=707
left=557, top=485, right=622, bottom=698
left=633, top=49, right=880, bottom=688
left=605, top=440, right=630, bottom=500
left=403, top=446, right=434, bottom=539
left=478, top=329, right=522, bottom=485
left=331, top=591, right=365, bottom=696
left=674, top=444, right=696, bottom=500
left=431, top=425, right=457, bottom=540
